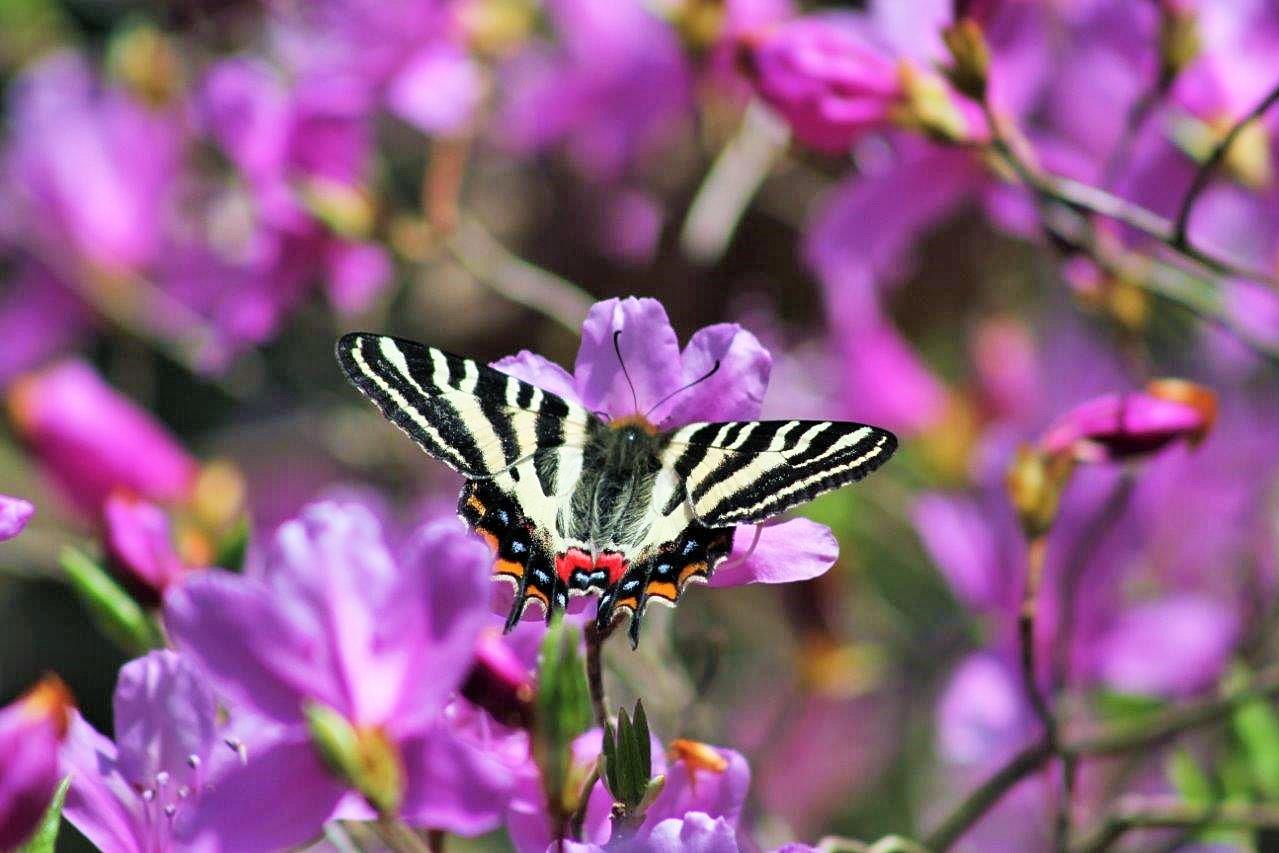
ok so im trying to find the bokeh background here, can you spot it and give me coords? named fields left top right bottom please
left=3, top=0, right=1279, bottom=849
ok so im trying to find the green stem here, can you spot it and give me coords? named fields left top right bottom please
left=1070, top=799, right=1279, bottom=853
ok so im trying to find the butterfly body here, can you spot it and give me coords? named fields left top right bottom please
left=337, top=332, right=896, bottom=647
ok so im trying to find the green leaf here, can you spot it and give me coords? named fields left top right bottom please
left=1233, top=695, right=1279, bottom=799
left=1092, top=689, right=1168, bottom=724
left=19, top=775, right=70, bottom=853
left=60, top=547, right=162, bottom=655
left=532, top=615, right=592, bottom=820
left=602, top=718, right=619, bottom=796
left=633, top=699, right=651, bottom=783
left=1167, top=748, right=1214, bottom=807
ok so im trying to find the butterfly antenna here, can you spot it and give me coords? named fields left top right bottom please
left=645, top=359, right=722, bottom=419
left=613, top=329, right=641, bottom=414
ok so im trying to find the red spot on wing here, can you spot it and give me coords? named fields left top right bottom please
left=596, top=551, right=628, bottom=586
left=556, top=547, right=593, bottom=583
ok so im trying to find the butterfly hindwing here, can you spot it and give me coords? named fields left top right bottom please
left=661, top=420, right=897, bottom=527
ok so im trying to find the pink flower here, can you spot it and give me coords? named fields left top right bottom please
left=0, top=675, right=74, bottom=850
left=743, top=16, right=901, bottom=153
left=0, top=494, right=35, bottom=541
left=8, top=360, right=197, bottom=516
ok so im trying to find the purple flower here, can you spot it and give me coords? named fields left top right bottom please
left=493, top=297, right=840, bottom=596
left=0, top=262, right=94, bottom=387
left=59, top=651, right=229, bottom=853
left=4, top=51, right=181, bottom=276
left=509, top=728, right=750, bottom=851
left=7, top=359, right=197, bottom=516
left=0, top=675, right=74, bottom=850
left=1095, top=595, right=1240, bottom=697
left=164, top=502, right=516, bottom=847
left=495, top=0, right=692, bottom=181
left=0, top=494, right=34, bottom=541
left=743, top=16, right=902, bottom=153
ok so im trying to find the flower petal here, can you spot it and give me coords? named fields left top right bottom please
left=660, top=324, right=772, bottom=426
left=492, top=351, right=584, bottom=404
left=114, top=650, right=219, bottom=787
left=0, top=494, right=34, bottom=541
left=574, top=297, right=682, bottom=417
left=390, top=520, right=492, bottom=733
left=399, top=720, right=518, bottom=835
left=385, top=44, right=484, bottom=135
left=632, top=813, right=739, bottom=853
left=643, top=746, right=749, bottom=831
left=103, top=493, right=185, bottom=596
left=177, top=731, right=348, bottom=853
left=1095, top=595, right=1240, bottom=698
left=60, top=713, right=144, bottom=853
left=710, top=519, right=838, bottom=588
left=164, top=570, right=342, bottom=724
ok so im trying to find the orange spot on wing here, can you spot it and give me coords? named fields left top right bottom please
left=467, top=495, right=486, bottom=515
left=495, top=558, right=524, bottom=579
left=478, top=529, right=499, bottom=551
left=647, top=581, right=678, bottom=601
left=677, top=561, right=708, bottom=585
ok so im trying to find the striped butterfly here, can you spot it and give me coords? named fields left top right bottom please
left=337, top=332, right=897, bottom=647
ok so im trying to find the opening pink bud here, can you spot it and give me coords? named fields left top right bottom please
left=1038, top=381, right=1217, bottom=463
left=0, top=674, right=75, bottom=849
left=743, top=17, right=902, bottom=153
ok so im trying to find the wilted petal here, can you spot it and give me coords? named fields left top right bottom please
left=165, top=570, right=344, bottom=724
left=114, top=650, right=218, bottom=788
left=660, top=324, right=772, bottom=425
left=0, top=677, right=74, bottom=850
left=399, top=720, right=519, bottom=835
left=574, top=298, right=683, bottom=417
left=178, top=732, right=348, bottom=853
left=7, top=359, right=197, bottom=516
left=633, top=813, right=739, bottom=853
left=0, top=494, right=34, bottom=541
left=60, top=713, right=143, bottom=853
left=710, top=519, right=838, bottom=588
left=1096, top=596, right=1240, bottom=698
left=103, top=493, right=185, bottom=596
left=493, top=351, right=584, bottom=404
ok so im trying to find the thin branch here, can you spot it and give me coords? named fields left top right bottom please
left=923, top=740, right=1056, bottom=852
left=584, top=621, right=614, bottom=730
left=680, top=100, right=790, bottom=265
left=1070, top=798, right=1279, bottom=853
left=982, top=103, right=1279, bottom=287
left=1018, top=535, right=1056, bottom=742
left=568, top=762, right=601, bottom=840
left=1063, top=664, right=1279, bottom=757
left=1173, top=79, right=1279, bottom=246
left=447, top=216, right=594, bottom=335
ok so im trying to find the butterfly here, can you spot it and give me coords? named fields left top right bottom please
left=337, top=332, right=897, bottom=647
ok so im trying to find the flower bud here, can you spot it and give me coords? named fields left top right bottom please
left=0, top=675, right=75, bottom=850
left=741, top=17, right=901, bottom=153
left=1005, top=445, right=1075, bottom=539
left=461, top=631, right=535, bottom=729
left=0, top=494, right=34, bottom=541
left=8, top=360, right=197, bottom=517
left=1038, top=382, right=1217, bottom=463
left=104, top=492, right=187, bottom=603
left=304, top=702, right=405, bottom=817
left=941, top=19, right=989, bottom=102
left=532, top=616, right=592, bottom=821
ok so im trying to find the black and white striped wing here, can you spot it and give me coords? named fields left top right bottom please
left=336, top=333, right=593, bottom=477
left=661, top=420, right=897, bottom=527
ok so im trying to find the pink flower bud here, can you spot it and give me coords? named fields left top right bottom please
left=743, top=17, right=900, bottom=153
left=103, top=492, right=188, bottom=602
left=0, top=675, right=74, bottom=849
left=1038, top=381, right=1217, bottom=463
left=8, top=360, right=197, bottom=516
